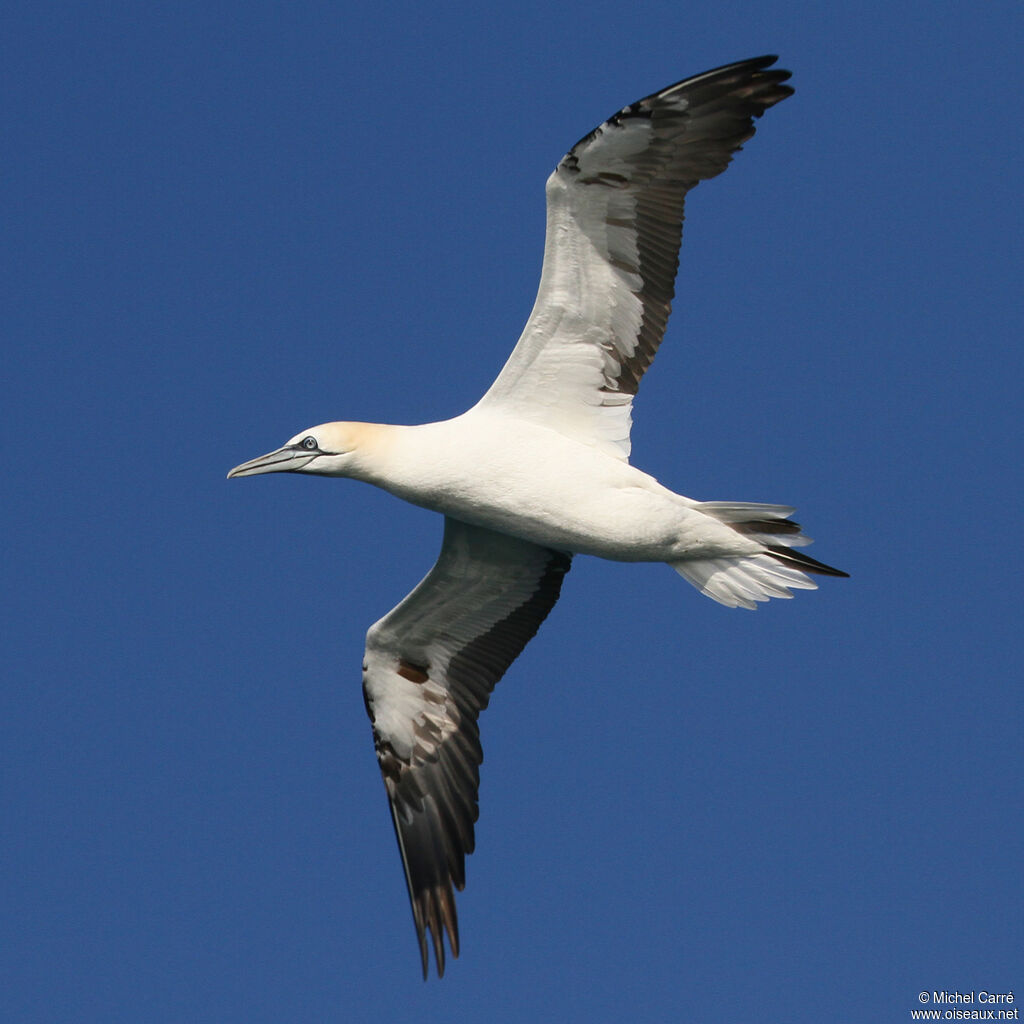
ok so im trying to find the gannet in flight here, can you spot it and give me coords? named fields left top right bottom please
left=228, top=55, right=846, bottom=978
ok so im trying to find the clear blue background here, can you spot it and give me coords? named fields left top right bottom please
left=3, top=2, right=1021, bottom=1021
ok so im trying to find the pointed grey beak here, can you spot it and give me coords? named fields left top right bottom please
left=227, top=446, right=315, bottom=479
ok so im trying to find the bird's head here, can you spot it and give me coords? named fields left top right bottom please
left=227, top=421, right=368, bottom=479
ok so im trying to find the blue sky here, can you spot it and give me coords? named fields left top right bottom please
left=3, top=2, right=1022, bottom=1021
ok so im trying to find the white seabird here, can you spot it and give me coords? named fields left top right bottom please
left=228, top=55, right=847, bottom=978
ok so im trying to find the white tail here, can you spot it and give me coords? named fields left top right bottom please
left=672, top=501, right=847, bottom=610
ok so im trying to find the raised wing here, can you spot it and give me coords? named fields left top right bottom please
left=474, top=56, right=793, bottom=460
left=361, top=518, right=571, bottom=977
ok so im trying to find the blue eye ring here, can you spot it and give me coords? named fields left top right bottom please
left=301, top=436, right=318, bottom=451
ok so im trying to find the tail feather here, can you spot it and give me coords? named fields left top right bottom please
left=695, top=501, right=796, bottom=521
left=672, top=501, right=847, bottom=610
left=695, top=500, right=812, bottom=547
left=673, top=552, right=818, bottom=609
left=764, top=544, right=849, bottom=578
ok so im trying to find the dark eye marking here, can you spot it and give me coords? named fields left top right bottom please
left=301, top=436, right=318, bottom=451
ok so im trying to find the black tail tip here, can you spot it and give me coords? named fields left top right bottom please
left=766, top=545, right=849, bottom=578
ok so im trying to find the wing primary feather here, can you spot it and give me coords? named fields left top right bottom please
left=386, top=798, right=431, bottom=979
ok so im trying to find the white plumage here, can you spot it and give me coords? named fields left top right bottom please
left=228, top=55, right=846, bottom=978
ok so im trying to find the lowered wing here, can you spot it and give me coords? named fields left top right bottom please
left=361, top=518, right=571, bottom=977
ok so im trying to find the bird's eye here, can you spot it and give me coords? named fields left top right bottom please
left=301, top=436, right=318, bottom=450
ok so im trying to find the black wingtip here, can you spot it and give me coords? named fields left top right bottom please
left=676, top=53, right=792, bottom=88
left=409, top=882, right=461, bottom=979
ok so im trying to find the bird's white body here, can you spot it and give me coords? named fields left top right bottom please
left=331, top=413, right=743, bottom=563
left=228, top=57, right=845, bottom=978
